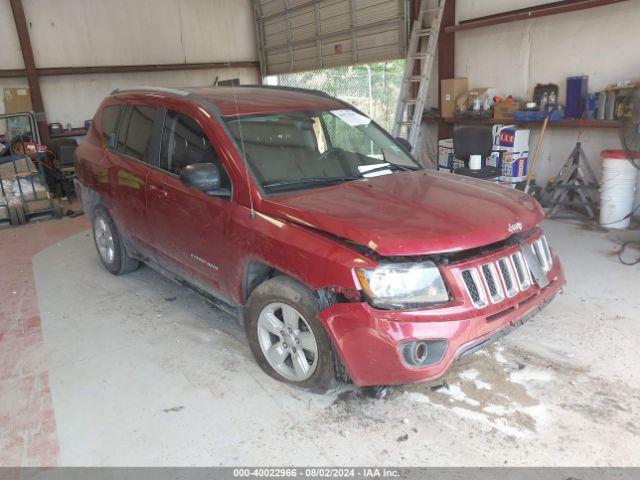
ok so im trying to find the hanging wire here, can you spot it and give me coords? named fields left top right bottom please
left=224, top=0, right=255, bottom=219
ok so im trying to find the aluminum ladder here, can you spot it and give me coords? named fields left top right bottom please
left=392, top=0, right=446, bottom=154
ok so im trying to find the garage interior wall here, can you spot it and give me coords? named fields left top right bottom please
left=0, top=0, right=260, bottom=127
left=453, top=0, right=640, bottom=206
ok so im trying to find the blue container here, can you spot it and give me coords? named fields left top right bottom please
left=566, top=76, right=588, bottom=119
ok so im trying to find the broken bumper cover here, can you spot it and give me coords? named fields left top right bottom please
left=318, top=257, right=565, bottom=387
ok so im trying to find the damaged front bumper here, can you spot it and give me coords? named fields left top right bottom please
left=318, top=256, right=565, bottom=387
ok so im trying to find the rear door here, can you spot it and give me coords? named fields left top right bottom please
left=106, top=104, right=162, bottom=256
left=146, top=109, right=235, bottom=299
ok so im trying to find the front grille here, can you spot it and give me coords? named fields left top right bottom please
left=460, top=235, right=553, bottom=309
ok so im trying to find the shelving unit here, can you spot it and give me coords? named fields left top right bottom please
left=424, top=115, right=620, bottom=129
left=49, top=128, right=87, bottom=139
left=432, top=0, right=631, bottom=139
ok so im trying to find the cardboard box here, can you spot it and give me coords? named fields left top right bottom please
left=4, top=88, right=33, bottom=114
left=440, top=78, right=467, bottom=118
left=487, top=148, right=529, bottom=184
left=493, top=101, right=520, bottom=121
left=492, top=125, right=530, bottom=151
left=437, top=138, right=454, bottom=172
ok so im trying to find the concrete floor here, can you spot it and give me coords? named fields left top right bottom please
left=1, top=216, right=639, bottom=466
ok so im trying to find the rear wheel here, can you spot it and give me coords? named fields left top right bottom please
left=244, top=276, right=336, bottom=392
left=92, top=205, right=140, bottom=275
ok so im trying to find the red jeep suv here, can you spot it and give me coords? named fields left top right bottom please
left=74, top=86, right=565, bottom=392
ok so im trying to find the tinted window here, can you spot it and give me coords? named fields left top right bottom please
left=160, top=111, right=230, bottom=189
left=101, top=105, right=121, bottom=149
left=116, top=105, right=156, bottom=163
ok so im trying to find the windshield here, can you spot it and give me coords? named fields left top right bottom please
left=224, top=109, right=420, bottom=193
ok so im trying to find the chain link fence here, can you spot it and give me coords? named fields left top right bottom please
left=267, top=60, right=437, bottom=168
left=269, top=61, right=404, bottom=133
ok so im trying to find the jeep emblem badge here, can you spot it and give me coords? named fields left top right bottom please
left=508, top=222, right=523, bottom=233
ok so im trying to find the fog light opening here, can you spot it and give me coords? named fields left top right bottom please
left=410, top=341, right=429, bottom=365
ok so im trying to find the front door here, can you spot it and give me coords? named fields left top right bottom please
left=146, top=109, right=234, bottom=299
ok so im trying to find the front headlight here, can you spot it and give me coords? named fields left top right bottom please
left=356, top=261, right=449, bottom=308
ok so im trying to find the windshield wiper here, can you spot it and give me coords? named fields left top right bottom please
left=263, top=176, right=362, bottom=190
left=358, top=163, right=418, bottom=177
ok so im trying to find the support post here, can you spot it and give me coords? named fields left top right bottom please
left=9, top=0, right=50, bottom=145
left=437, top=0, right=454, bottom=140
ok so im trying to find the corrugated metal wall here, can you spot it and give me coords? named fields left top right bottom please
left=254, top=0, right=407, bottom=75
left=0, top=0, right=260, bottom=126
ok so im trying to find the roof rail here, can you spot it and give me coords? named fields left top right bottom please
left=232, top=84, right=333, bottom=99
left=110, top=86, right=190, bottom=96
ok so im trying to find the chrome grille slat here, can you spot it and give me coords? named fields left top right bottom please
left=511, top=251, right=531, bottom=291
left=461, top=268, right=488, bottom=308
left=497, top=257, right=518, bottom=298
left=540, top=235, right=553, bottom=269
left=532, top=240, right=549, bottom=272
left=481, top=263, right=504, bottom=304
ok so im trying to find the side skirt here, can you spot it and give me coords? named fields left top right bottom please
left=132, top=252, right=244, bottom=322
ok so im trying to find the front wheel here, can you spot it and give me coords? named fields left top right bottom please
left=244, top=276, right=336, bottom=393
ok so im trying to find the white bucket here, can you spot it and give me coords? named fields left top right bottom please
left=599, top=150, right=638, bottom=229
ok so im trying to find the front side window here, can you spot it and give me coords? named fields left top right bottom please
left=224, top=109, right=418, bottom=194
left=116, top=105, right=156, bottom=163
left=101, top=105, right=121, bottom=149
left=160, top=111, right=230, bottom=189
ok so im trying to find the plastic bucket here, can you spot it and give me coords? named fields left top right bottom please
left=599, top=150, right=638, bottom=229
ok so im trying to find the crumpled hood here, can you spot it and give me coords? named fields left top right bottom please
left=260, top=170, right=544, bottom=256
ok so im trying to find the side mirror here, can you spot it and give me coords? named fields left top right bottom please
left=395, top=137, right=413, bottom=153
left=179, top=163, right=229, bottom=196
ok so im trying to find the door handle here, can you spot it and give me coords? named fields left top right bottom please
left=149, top=184, right=168, bottom=198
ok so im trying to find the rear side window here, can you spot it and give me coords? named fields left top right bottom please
left=160, top=111, right=229, bottom=189
left=101, top=105, right=121, bottom=149
left=116, top=105, right=156, bottom=164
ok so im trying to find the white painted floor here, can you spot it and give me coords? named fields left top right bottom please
left=34, top=220, right=640, bottom=466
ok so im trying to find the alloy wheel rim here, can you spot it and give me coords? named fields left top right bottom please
left=94, top=217, right=115, bottom=265
left=256, top=302, right=318, bottom=382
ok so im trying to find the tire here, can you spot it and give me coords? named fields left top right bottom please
left=91, top=205, right=140, bottom=275
left=244, top=276, right=336, bottom=393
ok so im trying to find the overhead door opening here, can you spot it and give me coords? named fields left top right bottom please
left=253, top=0, right=408, bottom=77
